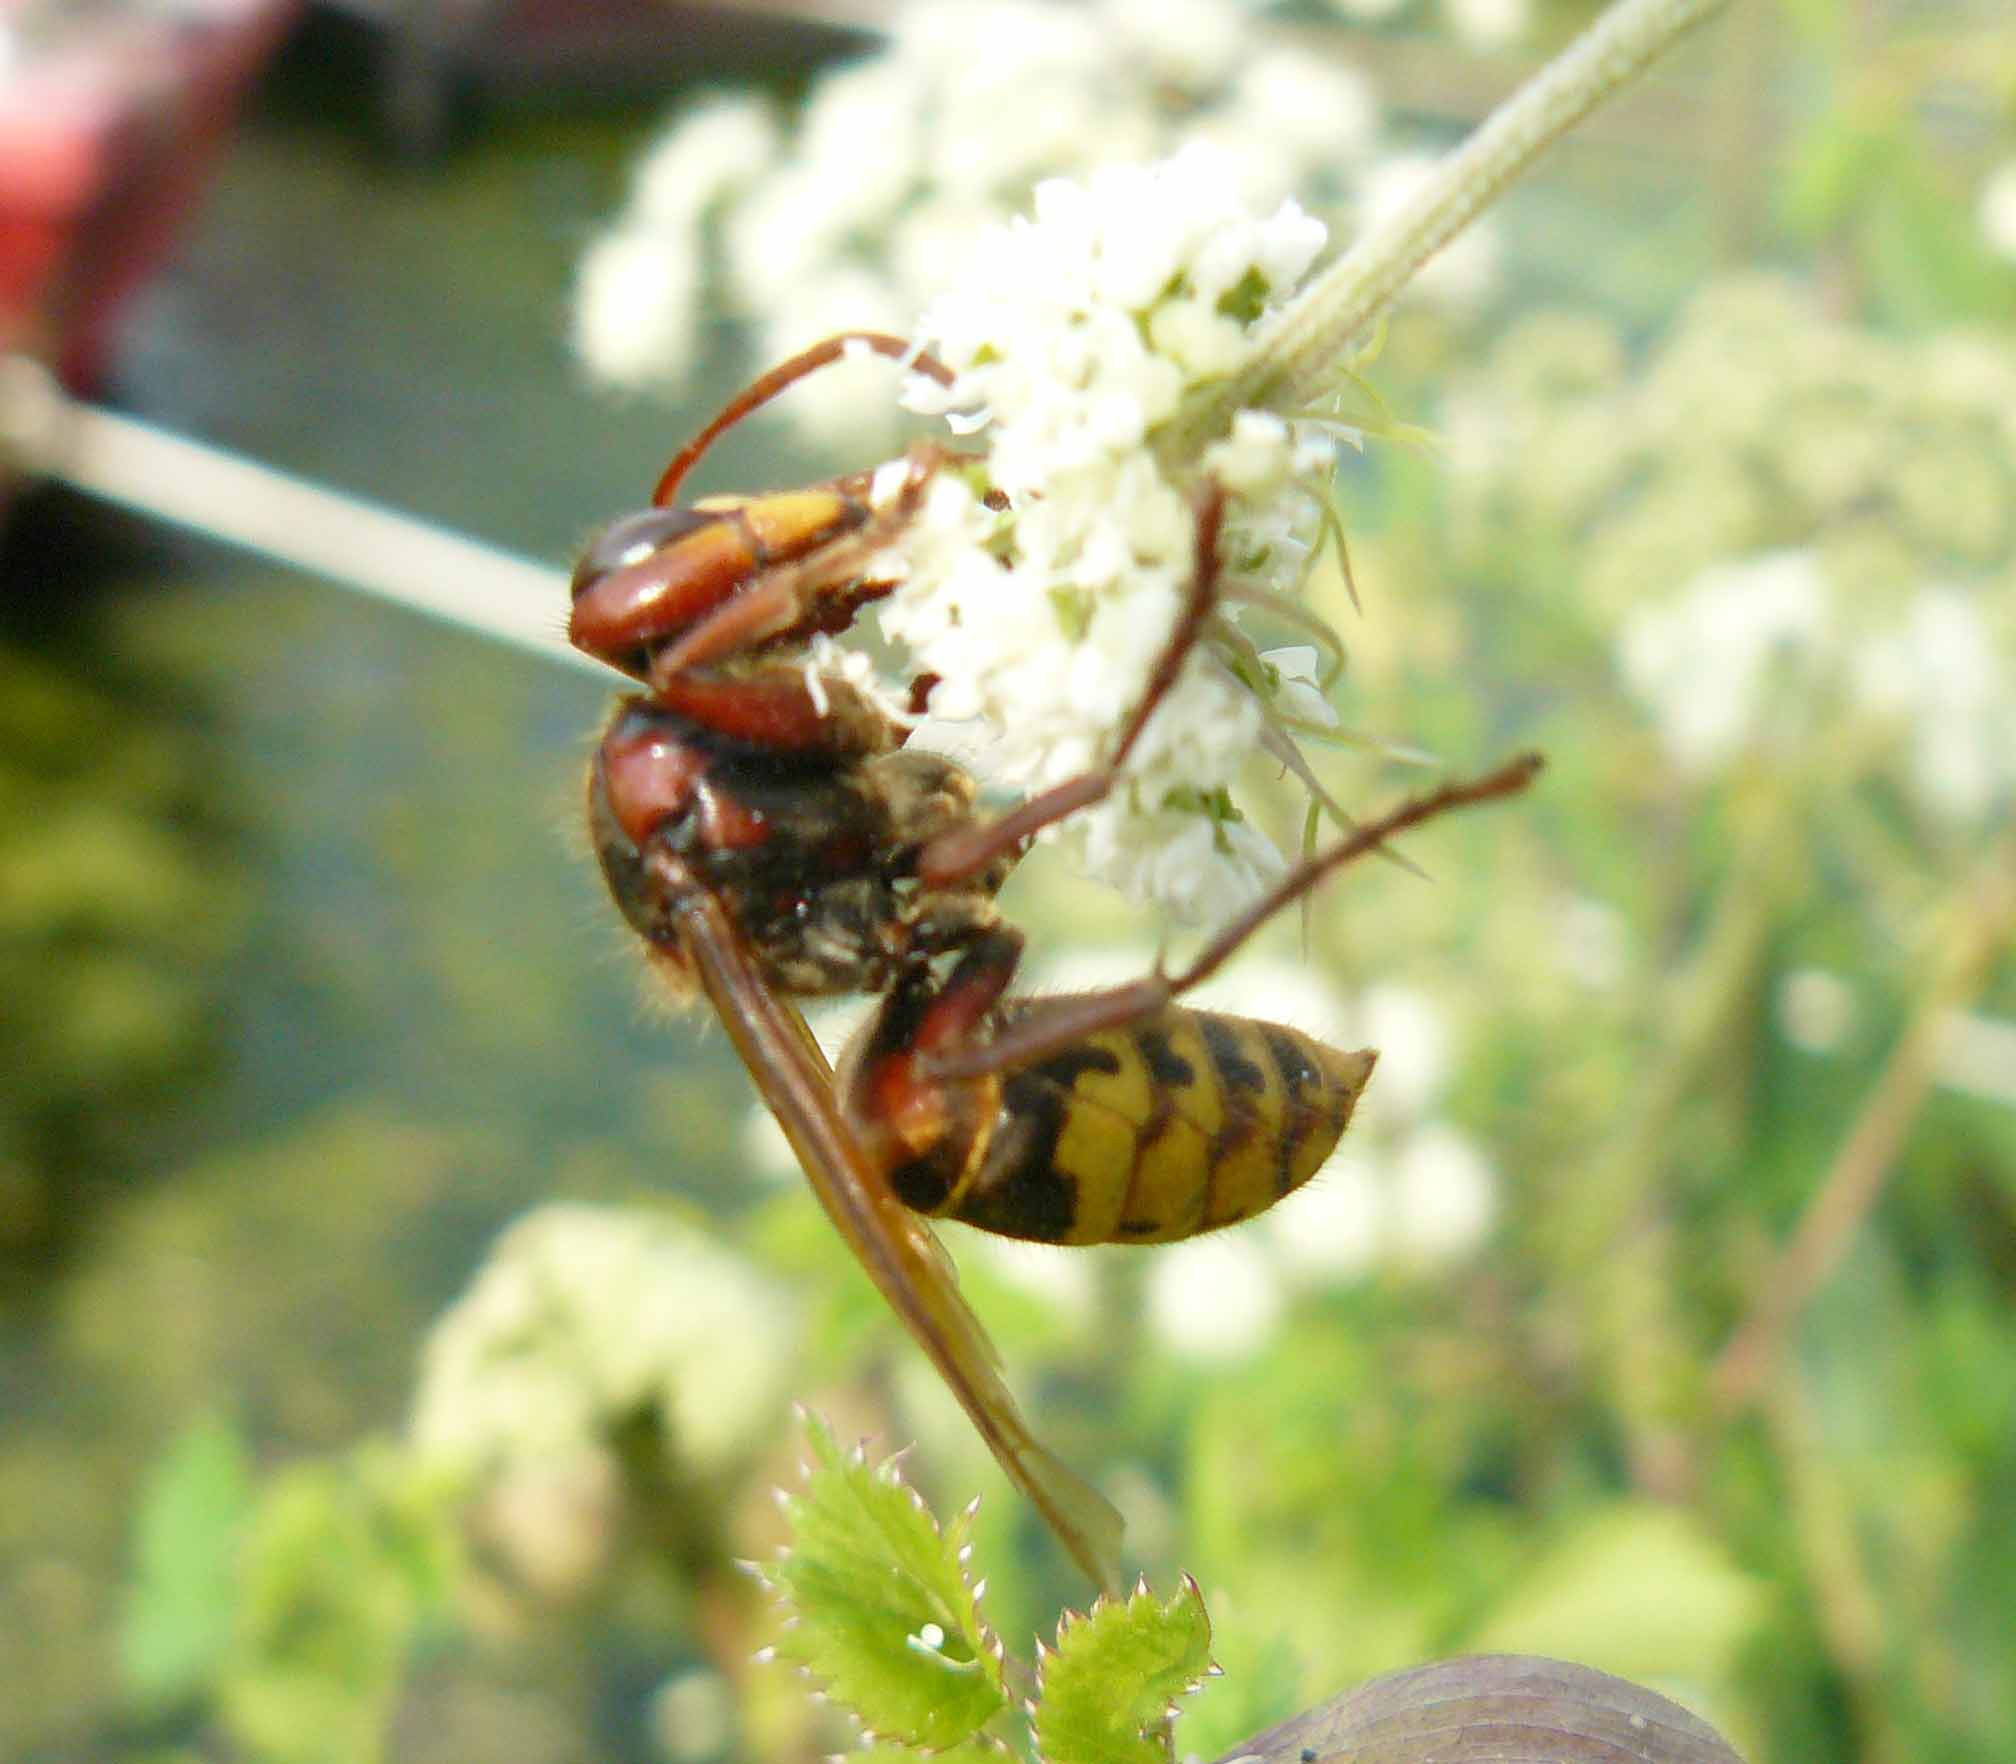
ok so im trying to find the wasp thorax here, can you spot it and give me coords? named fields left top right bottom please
left=864, top=748, right=983, bottom=851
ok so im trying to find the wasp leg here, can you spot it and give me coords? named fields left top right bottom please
left=646, top=664, right=897, bottom=755
left=916, top=482, right=1229, bottom=889
left=920, top=751, right=1545, bottom=1081
left=652, top=333, right=955, bottom=506
left=897, top=926, right=1029, bottom=1061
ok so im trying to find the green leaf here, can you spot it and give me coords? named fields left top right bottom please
left=219, top=1444, right=459, bottom=1764
left=1468, top=1503, right=1765, bottom=1685
left=765, top=1415, right=1009, bottom=1750
left=1034, top=1577, right=1214, bottom=1764
left=1860, top=146, right=2005, bottom=325
left=1778, top=110, right=1893, bottom=240
left=120, top=1412, right=254, bottom=1709
left=847, top=1742, right=1012, bottom=1764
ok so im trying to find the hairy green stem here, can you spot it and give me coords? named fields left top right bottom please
left=1167, top=0, right=1737, bottom=462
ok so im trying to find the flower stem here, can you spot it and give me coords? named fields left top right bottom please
left=1708, top=834, right=2016, bottom=1418
left=1172, top=0, right=1736, bottom=455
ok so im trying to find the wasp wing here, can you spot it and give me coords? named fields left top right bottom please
left=676, top=888, right=1123, bottom=1590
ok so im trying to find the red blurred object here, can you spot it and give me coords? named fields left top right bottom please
left=0, top=0, right=299, bottom=394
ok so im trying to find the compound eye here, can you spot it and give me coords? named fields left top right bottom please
left=571, top=506, right=721, bottom=600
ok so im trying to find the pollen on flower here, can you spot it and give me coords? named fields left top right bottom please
left=883, top=144, right=1358, bottom=917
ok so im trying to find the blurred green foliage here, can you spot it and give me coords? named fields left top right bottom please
left=5, top=3, right=2015, bottom=1763
left=0, top=605, right=246, bottom=1264
left=123, top=1414, right=253, bottom=1711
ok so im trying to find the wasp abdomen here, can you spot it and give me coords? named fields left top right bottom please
left=935, top=1008, right=1375, bottom=1247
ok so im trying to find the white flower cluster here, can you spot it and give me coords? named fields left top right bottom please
left=1443, top=282, right=2016, bottom=831
left=1852, top=586, right=2016, bottom=824
left=1617, top=549, right=1832, bottom=773
left=879, top=146, right=1348, bottom=919
left=409, top=1204, right=798, bottom=1480
left=1619, top=550, right=2016, bottom=824
left=571, top=0, right=1483, bottom=448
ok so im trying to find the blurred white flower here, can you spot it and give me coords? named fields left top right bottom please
left=804, top=995, right=875, bottom=1061
left=478, top=1446, right=623, bottom=1602
left=411, top=1204, right=798, bottom=1479
left=1102, top=0, right=1247, bottom=85
left=1264, top=1153, right=1384, bottom=1279
left=1977, top=158, right=2016, bottom=262
left=969, top=1232, right=1098, bottom=1325
left=1146, top=1229, right=1285, bottom=1360
left=572, top=97, right=776, bottom=388
left=1444, top=0, right=1531, bottom=48
left=1389, top=1123, right=1498, bottom=1262
left=652, top=1669, right=735, bottom=1764
left=576, top=0, right=1401, bottom=447
left=739, top=1102, right=799, bottom=1185
left=630, top=96, right=778, bottom=227
left=1326, top=0, right=1412, bottom=23
left=1029, top=941, right=1163, bottom=995
left=1622, top=555, right=2013, bottom=821
left=1778, top=967, right=1855, bottom=1054
left=1617, top=549, right=1832, bottom=772
left=1185, top=954, right=1360, bottom=1046
left=1266, top=1123, right=1497, bottom=1279
left=1557, top=894, right=1628, bottom=991
left=1782, top=988, right=2016, bottom=1113
left=572, top=227, right=704, bottom=387
left=1220, top=48, right=1381, bottom=168
left=1102, top=1461, right=1180, bottom=1564
left=1936, top=1010, right=2016, bottom=1108
left=1851, top=587, right=2013, bottom=825
left=746, top=267, right=915, bottom=447
left=1353, top=983, right=1451, bottom=1125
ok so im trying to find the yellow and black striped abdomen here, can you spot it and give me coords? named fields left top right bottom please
left=940, top=1008, right=1376, bottom=1246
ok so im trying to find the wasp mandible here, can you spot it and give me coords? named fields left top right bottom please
left=570, top=333, right=1541, bottom=1586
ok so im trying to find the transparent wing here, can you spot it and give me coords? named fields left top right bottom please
left=678, top=889, right=1123, bottom=1589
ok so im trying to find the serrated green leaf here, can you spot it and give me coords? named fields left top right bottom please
left=767, top=1416, right=1008, bottom=1750
left=120, top=1412, right=254, bottom=1709
left=1034, top=1578, right=1214, bottom=1764
left=1171, top=1625, right=1303, bottom=1764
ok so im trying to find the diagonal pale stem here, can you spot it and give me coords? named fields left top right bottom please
left=1709, top=835, right=2016, bottom=1418
left=1162, top=0, right=1736, bottom=465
